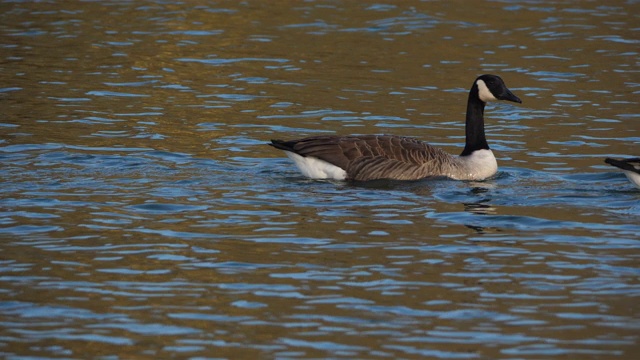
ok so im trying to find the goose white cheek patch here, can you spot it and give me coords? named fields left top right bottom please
left=476, top=79, right=497, bottom=102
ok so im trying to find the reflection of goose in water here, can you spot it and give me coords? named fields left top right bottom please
left=464, top=201, right=497, bottom=216
left=463, top=185, right=498, bottom=216
left=270, top=74, right=521, bottom=181
left=461, top=203, right=500, bottom=234
left=462, top=187, right=499, bottom=234
left=605, top=157, right=640, bottom=189
left=421, top=186, right=501, bottom=234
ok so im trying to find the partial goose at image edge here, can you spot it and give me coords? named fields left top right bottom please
left=605, top=157, right=640, bottom=189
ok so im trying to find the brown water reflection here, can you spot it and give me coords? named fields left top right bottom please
left=1, top=1, right=639, bottom=359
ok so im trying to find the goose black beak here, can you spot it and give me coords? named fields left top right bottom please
left=500, top=89, right=522, bottom=104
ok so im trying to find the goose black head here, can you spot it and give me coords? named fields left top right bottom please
left=475, top=74, right=522, bottom=104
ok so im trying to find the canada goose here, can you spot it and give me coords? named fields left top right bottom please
left=604, top=157, right=640, bottom=189
left=269, top=74, right=522, bottom=181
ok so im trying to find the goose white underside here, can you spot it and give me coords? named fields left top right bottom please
left=285, top=151, right=347, bottom=180
left=622, top=170, right=640, bottom=189
left=452, top=149, right=498, bottom=180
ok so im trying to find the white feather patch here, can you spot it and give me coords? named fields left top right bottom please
left=454, top=149, right=498, bottom=180
left=622, top=170, right=640, bottom=189
left=285, top=151, right=347, bottom=180
left=476, top=79, right=497, bottom=102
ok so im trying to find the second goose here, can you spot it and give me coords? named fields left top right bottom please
left=269, top=74, right=522, bottom=181
left=604, top=157, right=640, bottom=189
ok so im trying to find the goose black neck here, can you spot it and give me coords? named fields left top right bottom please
left=460, top=84, right=489, bottom=157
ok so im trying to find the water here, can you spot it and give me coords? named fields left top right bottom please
left=1, top=1, right=639, bottom=359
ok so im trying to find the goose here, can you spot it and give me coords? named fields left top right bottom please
left=604, top=157, right=640, bottom=189
left=269, top=74, right=522, bottom=181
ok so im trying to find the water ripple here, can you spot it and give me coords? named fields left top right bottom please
left=1, top=1, right=639, bottom=359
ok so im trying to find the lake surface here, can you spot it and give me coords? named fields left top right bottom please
left=1, top=1, right=639, bottom=359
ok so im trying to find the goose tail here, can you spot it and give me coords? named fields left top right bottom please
left=269, top=139, right=297, bottom=153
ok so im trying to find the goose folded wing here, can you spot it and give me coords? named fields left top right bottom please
left=346, top=156, right=428, bottom=181
left=286, top=135, right=455, bottom=181
left=345, top=139, right=455, bottom=181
